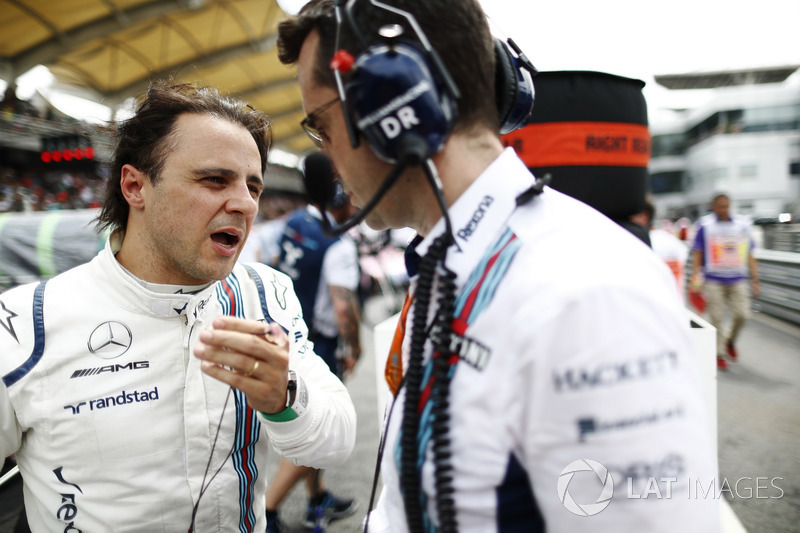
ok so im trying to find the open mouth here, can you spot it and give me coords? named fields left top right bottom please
left=211, top=231, right=241, bottom=249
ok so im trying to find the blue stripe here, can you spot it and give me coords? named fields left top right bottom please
left=232, top=388, right=259, bottom=532
left=216, top=272, right=260, bottom=532
left=469, top=239, right=520, bottom=323
left=3, top=281, right=47, bottom=387
left=231, top=391, right=247, bottom=532
left=243, top=265, right=273, bottom=323
left=229, top=273, right=245, bottom=318
left=215, top=283, right=231, bottom=316
left=454, top=229, right=515, bottom=315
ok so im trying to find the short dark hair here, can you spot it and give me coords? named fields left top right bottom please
left=96, top=81, right=272, bottom=232
left=277, top=0, right=498, bottom=133
left=712, top=193, right=730, bottom=205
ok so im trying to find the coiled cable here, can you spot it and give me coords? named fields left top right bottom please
left=400, top=159, right=458, bottom=533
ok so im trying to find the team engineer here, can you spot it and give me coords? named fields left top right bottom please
left=276, top=1, right=719, bottom=531
left=0, top=81, right=356, bottom=532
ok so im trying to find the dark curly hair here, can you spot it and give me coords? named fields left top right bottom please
left=95, top=81, right=272, bottom=232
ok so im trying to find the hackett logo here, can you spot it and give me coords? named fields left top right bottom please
left=63, top=387, right=159, bottom=415
left=552, top=351, right=678, bottom=392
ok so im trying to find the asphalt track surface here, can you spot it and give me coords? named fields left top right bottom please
left=714, top=311, right=800, bottom=533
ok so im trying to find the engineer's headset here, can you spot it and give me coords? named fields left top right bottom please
left=306, top=0, right=537, bottom=235
left=302, top=2, right=539, bottom=533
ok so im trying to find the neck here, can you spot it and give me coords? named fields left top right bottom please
left=413, top=130, right=504, bottom=236
left=114, top=225, right=154, bottom=281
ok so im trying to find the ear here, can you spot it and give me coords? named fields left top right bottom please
left=120, top=164, right=146, bottom=210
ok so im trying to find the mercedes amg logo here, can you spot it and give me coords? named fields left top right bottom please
left=87, top=321, right=132, bottom=359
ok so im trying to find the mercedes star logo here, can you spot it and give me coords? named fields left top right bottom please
left=87, top=321, right=132, bottom=359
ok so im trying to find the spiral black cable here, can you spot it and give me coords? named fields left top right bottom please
left=428, top=237, right=458, bottom=533
left=400, top=237, right=438, bottom=533
left=399, top=157, right=459, bottom=532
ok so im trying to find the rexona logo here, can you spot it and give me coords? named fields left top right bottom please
left=63, top=387, right=159, bottom=415
left=557, top=459, right=614, bottom=517
left=457, top=195, right=494, bottom=241
left=53, top=467, right=82, bottom=530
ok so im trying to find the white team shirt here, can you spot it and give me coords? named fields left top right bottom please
left=369, top=148, right=720, bottom=532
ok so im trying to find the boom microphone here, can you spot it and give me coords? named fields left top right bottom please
left=301, top=151, right=411, bottom=236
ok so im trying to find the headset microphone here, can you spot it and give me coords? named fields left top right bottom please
left=301, top=151, right=412, bottom=237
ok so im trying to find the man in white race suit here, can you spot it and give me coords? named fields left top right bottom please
left=0, top=81, right=356, bottom=532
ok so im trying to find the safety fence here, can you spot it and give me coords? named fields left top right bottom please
left=761, top=223, right=800, bottom=254
left=753, top=248, right=800, bottom=327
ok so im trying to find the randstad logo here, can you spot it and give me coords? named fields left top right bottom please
left=558, top=459, right=614, bottom=517
left=63, top=387, right=159, bottom=415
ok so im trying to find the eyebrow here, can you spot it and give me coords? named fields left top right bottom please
left=193, top=167, right=264, bottom=188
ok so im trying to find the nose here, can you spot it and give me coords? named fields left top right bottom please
left=225, top=179, right=259, bottom=218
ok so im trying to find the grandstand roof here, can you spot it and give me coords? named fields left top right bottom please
left=654, top=65, right=800, bottom=90
left=0, top=0, right=315, bottom=156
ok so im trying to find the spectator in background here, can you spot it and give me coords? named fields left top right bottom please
left=0, top=189, right=10, bottom=211
left=266, top=184, right=361, bottom=532
left=256, top=193, right=307, bottom=267
left=237, top=193, right=308, bottom=266
left=690, top=193, right=760, bottom=370
left=631, top=197, right=690, bottom=303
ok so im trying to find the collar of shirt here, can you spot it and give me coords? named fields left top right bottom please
left=103, top=230, right=215, bottom=318
left=408, top=147, right=535, bottom=287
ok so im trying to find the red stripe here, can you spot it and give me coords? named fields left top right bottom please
left=418, top=368, right=433, bottom=414
left=222, top=280, right=237, bottom=316
left=417, top=235, right=517, bottom=413
left=417, top=352, right=461, bottom=414
left=459, top=235, right=515, bottom=320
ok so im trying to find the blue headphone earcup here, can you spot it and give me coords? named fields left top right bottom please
left=345, top=42, right=455, bottom=163
left=494, top=37, right=534, bottom=134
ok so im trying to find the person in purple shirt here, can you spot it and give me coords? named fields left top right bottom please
left=690, top=193, right=760, bottom=369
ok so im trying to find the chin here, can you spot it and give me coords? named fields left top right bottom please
left=208, top=258, right=238, bottom=281
left=364, top=212, right=391, bottom=232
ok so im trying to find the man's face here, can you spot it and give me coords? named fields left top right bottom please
left=296, top=30, right=406, bottom=231
left=139, top=113, right=263, bottom=284
left=712, top=196, right=731, bottom=221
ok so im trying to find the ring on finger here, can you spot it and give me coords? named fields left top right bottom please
left=244, top=359, right=259, bottom=378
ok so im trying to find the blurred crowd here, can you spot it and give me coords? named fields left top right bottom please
left=0, top=85, right=112, bottom=213
left=0, top=165, right=106, bottom=213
